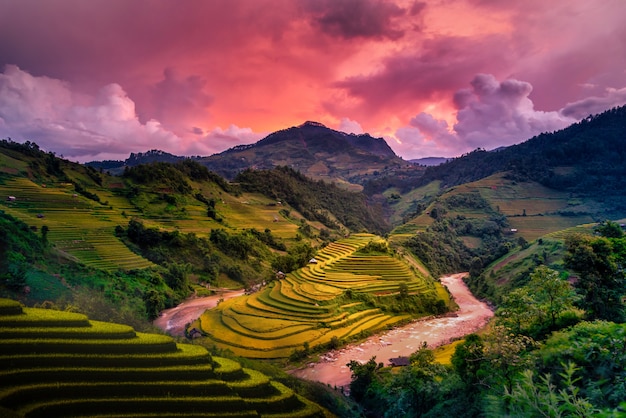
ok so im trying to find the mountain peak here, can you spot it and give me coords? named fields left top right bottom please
left=298, top=121, right=327, bottom=129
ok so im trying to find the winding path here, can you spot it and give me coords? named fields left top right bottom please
left=289, top=273, right=493, bottom=388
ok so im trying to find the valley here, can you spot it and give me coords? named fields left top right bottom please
left=1, top=107, right=625, bottom=416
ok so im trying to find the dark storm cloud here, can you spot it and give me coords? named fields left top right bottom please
left=305, top=0, right=407, bottom=40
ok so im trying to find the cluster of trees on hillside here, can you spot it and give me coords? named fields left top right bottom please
left=0, top=211, right=167, bottom=329
left=121, top=219, right=286, bottom=285
left=235, top=166, right=390, bottom=234
left=403, top=196, right=512, bottom=278
left=0, top=212, right=46, bottom=291
left=346, top=225, right=626, bottom=416
left=122, top=159, right=230, bottom=194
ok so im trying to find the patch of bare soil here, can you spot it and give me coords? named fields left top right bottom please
left=289, top=273, right=493, bottom=388
left=153, top=289, right=244, bottom=336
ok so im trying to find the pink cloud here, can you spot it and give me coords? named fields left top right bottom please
left=304, top=0, right=407, bottom=40
left=560, top=87, right=626, bottom=119
left=0, top=66, right=184, bottom=161
left=0, top=0, right=625, bottom=162
left=452, top=74, right=575, bottom=149
left=392, top=73, right=626, bottom=160
left=338, top=118, right=364, bottom=135
left=331, top=34, right=514, bottom=123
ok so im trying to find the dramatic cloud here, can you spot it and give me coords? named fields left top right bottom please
left=305, top=0, right=407, bottom=40
left=392, top=113, right=459, bottom=158
left=392, top=74, right=626, bottom=159
left=390, top=73, right=575, bottom=157
left=560, top=87, right=626, bottom=120
left=0, top=0, right=625, bottom=161
left=0, top=66, right=186, bottom=161
left=452, top=74, right=575, bottom=149
left=332, top=34, right=514, bottom=121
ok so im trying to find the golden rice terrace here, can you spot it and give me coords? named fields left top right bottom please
left=191, top=234, right=451, bottom=359
left=0, top=298, right=325, bottom=417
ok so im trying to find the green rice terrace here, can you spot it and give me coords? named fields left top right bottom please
left=0, top=177, right=154, bottom=272
left=190, top=234, right=451, bottom=359
left=0, top=298, right=326, bottom=418
left=0, top=175, right=300, bottom=270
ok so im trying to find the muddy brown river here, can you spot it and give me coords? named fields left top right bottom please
left=153, top=274, right=493, bottom=389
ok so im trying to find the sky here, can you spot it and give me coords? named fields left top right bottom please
left=1, top=0, right=625, bottom=162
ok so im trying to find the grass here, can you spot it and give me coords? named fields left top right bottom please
left=432, top=340, right=463, bottom=365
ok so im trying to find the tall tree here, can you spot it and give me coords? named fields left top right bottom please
left=527, top=265, right=578, bottom=329
left=564, top=234, right=625, bottom=322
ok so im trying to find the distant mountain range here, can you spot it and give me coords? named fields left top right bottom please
left=87, top=105, right=626, bottom=203
left=409, top=157, right=450, bottom=166
left=87, top=121, right=414, bottom=185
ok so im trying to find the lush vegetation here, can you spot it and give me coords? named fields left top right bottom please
left=345, top=225, right=625, bottom=417
left=235, top=166, right=390, bottom=234
left=400, top=191, right=515, bottom=278
left=413, top=106, right=626, bottom=198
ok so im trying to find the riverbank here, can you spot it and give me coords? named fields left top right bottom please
left=153, top=288, right=245, bottom=336
left=289, top=273, right=493, bottom=388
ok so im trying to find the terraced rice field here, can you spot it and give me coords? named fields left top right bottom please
left=192, top=234, right=449, bottom=359
left=0, top=298, right=324, bottom=417
left=0, top=177, right=153, bottom=271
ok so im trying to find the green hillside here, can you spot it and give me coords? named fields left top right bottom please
left=0, top=298, right=326, bottom=417
left=1, top=139, right=402, bottom=328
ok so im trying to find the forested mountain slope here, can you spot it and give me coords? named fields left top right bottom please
left=415, top=106, right=626, bottom=194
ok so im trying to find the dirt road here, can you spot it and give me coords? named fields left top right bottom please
left=153, top=289, right=245, bottom=336
left=290, top=273, right=493, bottom=388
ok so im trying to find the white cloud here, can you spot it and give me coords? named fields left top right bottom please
left=0, top=65, right=181, bottom=161
left=338, top=117, right=364, bottom=134
left=184, top=125, right=266, bottom=156
left=452, top=74, right=575, bottom=149
left=560, top=87, right=626, bottom=119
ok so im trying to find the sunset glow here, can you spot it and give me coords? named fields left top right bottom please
left=1, top=0, right=625, bottom=162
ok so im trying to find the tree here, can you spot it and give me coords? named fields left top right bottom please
left=595, top=220, right=624, bottom=238
left=385, top=343, right=449, bottom=417
left=143, top=289, right=165, bottom=320
left=347, top=356, right=384, bottom=403
left=482, top=325, right=537, bottom=392
left=526, top=265, right=578, bottom=329
left=2, top=252, right=28, bottom=290
left=163, top=262, right=191, bottom=293
left=451, top=333, right=485, bottom=389
left=487, top=363, right=597, bottom=417
left=564, top=234, right=625, bottom=321
left=538, top=321, right=626, bottom=409
left=398, top=282, right=409, bottom=299
left=496, top=287, right=536, bottom=335
left=40, top=225, right=49, bottom=244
